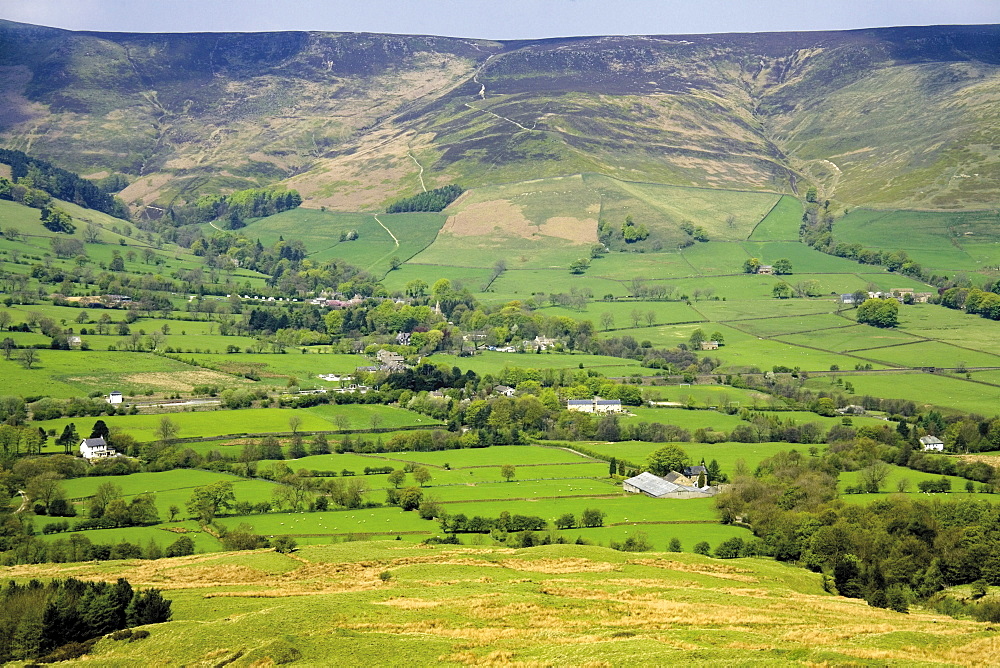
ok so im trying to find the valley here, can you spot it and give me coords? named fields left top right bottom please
left=2, top=18, right=1000, bottom=666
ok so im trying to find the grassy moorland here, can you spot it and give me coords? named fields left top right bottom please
left=7, top=543, right=998, bottom=666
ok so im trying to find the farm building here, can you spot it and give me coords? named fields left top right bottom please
left=836, top=405, right=866, bottom=415
left=700, top=340, right=719, bottom=351
left=79, top=437, right=119, bottom=460
left=106, top=391, right=123, bottom=405
left=494, top=385, right=516, bottom=397
left=567, top=397, right=623, bottom=413
left=839, top=294, right=857, bottom=304
left=622, top=471, right=719, bottom=499
left=920, top=435, right=945, bottom=452
left=757, top=265, right=774, bottom=275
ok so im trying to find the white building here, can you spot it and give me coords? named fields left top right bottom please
left=567, top=397, right=623, bottom=414
left=79, top=437, right=119, bottom=460
left=919, top=435, right=945, bottom=452
left=107, top=391, right=123, bottom=405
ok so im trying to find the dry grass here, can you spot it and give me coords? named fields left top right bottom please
left=498, top=558, right=620, bottom=574
left=121, top=369, right=244, bottom=392
left=538, top=216, right=598, bottom=243
left=627, top=558, right=759, bottom=582
left=443, top=199, right=535, bottom=238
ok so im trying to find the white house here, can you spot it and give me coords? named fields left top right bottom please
left=107, top=391, right=123, bottom=405
left=494, top=385, right=516, bottom=397
left=79, top=437, right=119, bottom=460
left=567, top=397, right=623, bottom=414
left=919, top=435, right=945, bottom=452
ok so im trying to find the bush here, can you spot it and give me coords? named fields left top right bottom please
left=272, top=536, right=297, bottom=553
left=693, top=541, right=711, bottom=556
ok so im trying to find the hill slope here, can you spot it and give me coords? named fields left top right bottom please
left=1, top=22, right=999, bottom=212
left=7, top=542, right=997, bottom=666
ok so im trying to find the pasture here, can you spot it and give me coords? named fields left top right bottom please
left=12, top=541, right=995, bottom=666
left=33, top=404, right=436, bottom=442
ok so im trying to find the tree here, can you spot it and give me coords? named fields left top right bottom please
left=126, top=589, right=173, bottom=626
left=772, top=282, right=792, bottom=299
left=773, top=258, right=793, bottom=275
left=397, top=486, right=423, bottom=511
left=388, top=469, right=406, bottom=488
left=581, top=507, right=606, bottom=527
left=186, top=481, right=236, bottom=523
left=857, top=298, right=899, bottom=328
left=500, top=464, right=516, bottom=482
left=168, top=505, right=180, bottom=522
left=90, top=481, right=123, bottom=518
left=90, top=420, right=110, bottom=440
left=668, top=537, right=682, bottom=552
left=688, top=328, right=706, bottom=349
left=389, top=256, right=402, bottom=270
left=569, top=258, right=590, bottom=274
left=154, top=416, right=179, bottom=443
left=18, top=348, right=38, bottom=369
left=272, top=536, right=297, bottom=553
left=858, top=460, right=891, bottom=493
left=0, top=337, right=14, bottom=360
left=555, top=513, right=575, bottom=529
left=743, top=257, right=761, bottom=274
left=309, top=433, right=330, bottom=455
left=26, top=472, right=64, bottom=512
left=646, top=444, right=690, bottom=476
left=288, top=415, right=302, bottom=435
left=412, top=466, right=432, bottom=487
left=165, top=536, right=194, bottom=557
left=600, top=312, right=614, bottom=330
left=693, top=541, right=711, bottom=555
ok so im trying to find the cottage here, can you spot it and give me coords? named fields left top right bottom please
left=107, top=391, right=123, bottom=405
left=919, top=435, right=945, bottom=452
left=699, top=340, right=719, bottom=351
left=622, top=471, right=719, bottom=499
left=566, top=397, right=623, bottom=414
left=757, top=265, right=774, bottom=275
left=79, top=437, right=119, bottom=460
left=839, top=294, right=856, bottom=305
left=836, top=404, right=866, bottom=415
left=494, top=385, right=516, bottom=397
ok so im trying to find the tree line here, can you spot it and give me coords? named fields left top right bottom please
left=385, top=184, right=463, bottom=213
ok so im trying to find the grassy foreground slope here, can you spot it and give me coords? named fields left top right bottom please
left=7, top=543, right=995, bottom=666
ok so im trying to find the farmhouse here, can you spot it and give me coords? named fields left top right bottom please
left=920, top=435, right=945, bottom=452
left=836, top=404, right=866, bottom=415
left=79, top=437, right=119, bottom=460
left=107, top=391, right=123, bottom=405
left=567, top=397, right=623, bottom=413
left=700, top=340, right=720, bottom=351
left=622, top=471, right=719, bottom=499
left=494, top=385, right=516, bottom=397
left=757, top=265, right=774, bottom=275
left=374, top=349, right=408, bottom=371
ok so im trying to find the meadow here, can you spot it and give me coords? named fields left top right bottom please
left=33, top=404, right=438, bottom=442
left=10, top=542, right=994, bottom=666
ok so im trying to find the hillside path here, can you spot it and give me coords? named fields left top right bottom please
left=407, top=151, right=427, bottom=192
left=373, top=214, right=399, bottom=248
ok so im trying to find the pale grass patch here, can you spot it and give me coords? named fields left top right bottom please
left=499, top=558, right=620, bottom=574
left=443, top=200, right=535, bottom=238
left=628, top=558, right=759, bottom=582
left=121, top=369, right=245, bottom=392
left=537, top=216, right=598, bottom=244
left=374, top=597, right=443, bottom=609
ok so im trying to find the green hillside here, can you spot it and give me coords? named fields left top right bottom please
left=8, top=543, right=996, bottom=666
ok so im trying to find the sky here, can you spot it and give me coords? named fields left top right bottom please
left=0, top=0, right=997, bottom=39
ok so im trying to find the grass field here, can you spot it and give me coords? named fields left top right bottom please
left=806, top=372, right=1000, bottom=415
left=34, top=404, right=437, bottom=441
left=835, top=208, right=1000, bottom=273
left=583, top=440, right=803, bottom=472
left=11, top=541, right=994, bottom=666
left=240, top=209, right=446, bottom=275
left=429, top=350, right=643, bottom=375
left=10, top=541, right=995, bottom=666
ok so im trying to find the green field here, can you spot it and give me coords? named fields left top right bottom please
left=835, top=208, right=1000, bottom=273
left=34, top=404, right=437, bottom=441
left=240, top=209, right=446, bottom=275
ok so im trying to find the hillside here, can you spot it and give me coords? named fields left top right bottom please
left=7, top=542, right=997, bottom=666
left=1, top=22, right=999, bottom=212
